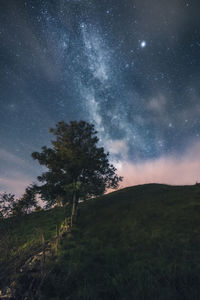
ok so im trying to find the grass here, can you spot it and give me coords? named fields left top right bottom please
left=0, top=206, right=67, bottom=289
left=2, top=183, right=200, bottom=299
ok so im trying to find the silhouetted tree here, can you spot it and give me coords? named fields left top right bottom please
left=0, top=185, right=38, bottom=219
left=12, top=185, right=38, bottom=216
left=32, top=121, right=122, bottom=219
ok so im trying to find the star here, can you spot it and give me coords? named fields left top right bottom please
left=1, top=0, right=200, bottom=195
left=140, top=40, right=147, bottom=48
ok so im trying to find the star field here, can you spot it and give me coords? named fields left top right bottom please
left=1, top=0, right=200, bottom=195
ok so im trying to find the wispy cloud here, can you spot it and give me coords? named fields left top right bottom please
left=0, top=174, right=33, bottom=197
left=0, top=148, right=36, bottom=196
left=0, top=148, right=30, bottom=168
left=117, top=142, right=200, bottom=187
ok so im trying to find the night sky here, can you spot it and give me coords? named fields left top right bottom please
left=1, top=0, right=200, bottom=196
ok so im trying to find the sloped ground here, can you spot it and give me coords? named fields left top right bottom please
left=0, top=207, right=67, bottom=291
left=2, top=184, right=200, bottom=299
left=39, top=184, right=200, bottom=299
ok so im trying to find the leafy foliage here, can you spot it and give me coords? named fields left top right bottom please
left=32, top=120, right=122, bottom=207
left=12, top=185, right=38, bottom=216
left=0, top=185, right=38, bottom=219
left=0, top=193, right=15, bottom=218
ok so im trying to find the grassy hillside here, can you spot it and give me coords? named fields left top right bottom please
left=2, top=183, right=200, bottom=299
left=0, top=207, right=67, bottom=289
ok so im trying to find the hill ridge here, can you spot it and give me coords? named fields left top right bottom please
left=1, top=183, right=200, bottom=299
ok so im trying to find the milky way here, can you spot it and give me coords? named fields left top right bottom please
left=1, top=0, right=200, bottom=195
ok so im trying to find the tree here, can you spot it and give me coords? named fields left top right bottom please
left=0, top=193, right=15, bottom=218
left=12, top=185, right=38, bottom=216
left=0, top=185, right=38, bottom=219
left=32, top=120, right=122, bottom=219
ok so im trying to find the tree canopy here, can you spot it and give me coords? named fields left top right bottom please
left=32, top=120, right=122, bottom=208
left=0, top=185, right=37, bottom=218
left=0, top=193, right=15, bottom=218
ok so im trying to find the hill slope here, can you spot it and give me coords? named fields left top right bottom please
left=2, top=183, right=200, bottom=299
left=0, top=207, right=67, bottom=290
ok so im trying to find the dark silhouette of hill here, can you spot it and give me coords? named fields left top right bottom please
left=1, top=183, right=200, bottom=299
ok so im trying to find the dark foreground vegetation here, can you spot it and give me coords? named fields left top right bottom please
left=0, top=207, right=67, bottom=291
left=1, top=183, right=200, bottom=299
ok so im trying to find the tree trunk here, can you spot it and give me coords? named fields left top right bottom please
left=72, top=191, right=76, bottom=218
left=71, top=180, right=80, bottom=225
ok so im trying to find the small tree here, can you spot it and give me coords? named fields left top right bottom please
left=0, top=185, right=38, bottom=218
left=0, top=193, right=15, bottom=218
left=32, top=121, right=122, bottom=219
left=12, top=185, right=38, bottom=216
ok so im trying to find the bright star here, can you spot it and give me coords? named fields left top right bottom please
left=140, top=41, right=146, bottom=48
